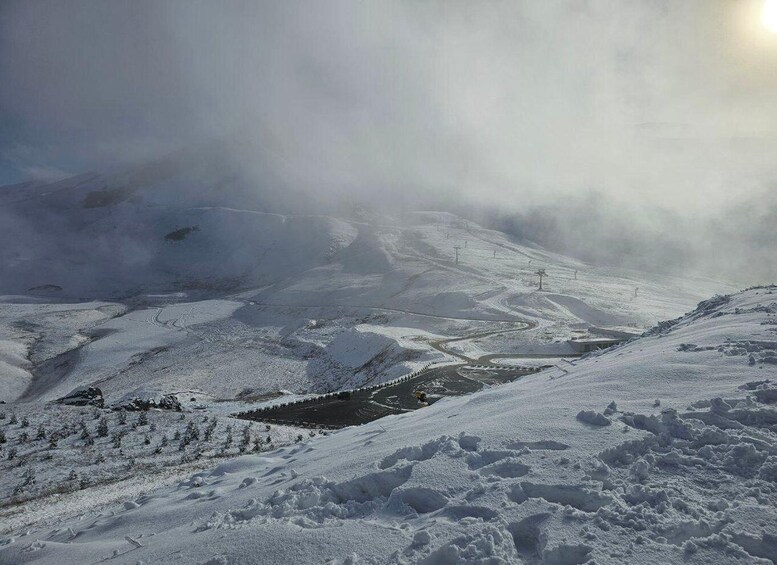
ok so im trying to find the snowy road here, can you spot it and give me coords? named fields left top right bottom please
left=236, top=320, right=552, bottom=429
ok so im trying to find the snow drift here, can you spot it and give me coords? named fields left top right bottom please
left=2, top=286, right=775, bottom=564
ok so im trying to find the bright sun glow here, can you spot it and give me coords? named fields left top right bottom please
left=762, top=0, right=777, bottom=33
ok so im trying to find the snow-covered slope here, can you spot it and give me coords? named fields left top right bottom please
left=0, top=215, right=731, bottom=405
left=0, top=152, right=734, bottom=404
left=3, top=286, right=775, bottom=564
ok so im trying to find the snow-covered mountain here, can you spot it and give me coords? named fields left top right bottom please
left=2, top=150, right=759, bottom=565
left=0, top=149, right=734, bottom=405
left=2, top=286, right=775, bottom=564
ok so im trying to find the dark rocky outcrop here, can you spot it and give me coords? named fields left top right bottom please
left=56, top=386, right=104, bottom=408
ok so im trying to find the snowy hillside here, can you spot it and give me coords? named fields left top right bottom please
left=1, top=286, right=775, bottom=564
left=0, top=152, right=734, bottom=405
left=0, top=152, right=754, bottom=565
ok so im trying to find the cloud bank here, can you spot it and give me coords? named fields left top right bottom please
left=1, top=0, right=775, bottom=283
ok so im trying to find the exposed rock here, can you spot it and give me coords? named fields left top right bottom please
left=56, top=386, right=104, bottom=408
left=114, top=393, right=182, bottom=412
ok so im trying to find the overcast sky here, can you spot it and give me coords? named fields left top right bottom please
left=1, top=0, right=776, bottom=281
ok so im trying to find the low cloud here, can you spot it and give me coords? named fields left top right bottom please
left=0, top=0, right=775, bottom=284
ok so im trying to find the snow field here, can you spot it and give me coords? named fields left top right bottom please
left=1, top=287, right=774, bottom=564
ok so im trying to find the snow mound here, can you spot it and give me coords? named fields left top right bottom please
left=546, top=293, right=633, bottom=327
left=325, top=328, right=397, bottom=369
left=338, top=227, right=395, bottom=274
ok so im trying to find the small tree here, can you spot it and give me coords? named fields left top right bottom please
left=9, top=413, right=18, bottom=425
left=21, top=416, right=30, bottom=428
left=36, top=424, right=46, bottom=440
left=97, top=417, right=109, bottom=438
left=0, top=429, right=6, bottom=444
left=184, top=422, right=199, bottom=442
left=204, top=419, right=217, bottom=441
left=118, top=411, right=127, bottom=425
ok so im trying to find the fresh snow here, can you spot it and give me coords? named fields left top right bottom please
left=2, top=163, right=767, bottom=564
left=1, top=286, right=776, bottom=564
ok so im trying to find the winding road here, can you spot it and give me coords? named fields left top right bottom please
left=236, top=317, right=578, bottom=429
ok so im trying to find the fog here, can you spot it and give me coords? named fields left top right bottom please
left=1, top=0, right=775, bottom=284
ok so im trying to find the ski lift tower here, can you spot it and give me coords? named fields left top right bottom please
left=536, top=268, right=547, bottom=290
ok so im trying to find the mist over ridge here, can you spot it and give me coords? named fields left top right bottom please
left=1, top=0, right=775, bottom=284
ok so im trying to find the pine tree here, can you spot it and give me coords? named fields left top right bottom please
left=184, top=421, right=199, bottom=442
left=136, top=411, right=148, bottom=427
left=22, top=467, right=35, bottom=486
left=97, top=417, right=109, bottom=437
left=118, top=411, right=127, bottom=425
left=21, top=416, right=30, bottom=428
left=204, top=419, right=217, bottom=441
left=36, top=424, right=46, bottom=440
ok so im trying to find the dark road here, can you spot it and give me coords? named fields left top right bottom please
left=236, top=362, right=545, bottom=429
